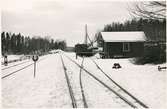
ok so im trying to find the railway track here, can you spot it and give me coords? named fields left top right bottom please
left=60, top=54, right=88, bottom=108
left=2, top=60, right=30, bottom=70
left=61, top=53, right=148, bottom=108
left=60, top=55, right=77, bottom=108
left=79, top=57, right=88, bottom=108
left=1, top=56, right=30, bottom=66
left=90, top=58, right=149, bottom=108
left=2, top=63, right=34, bottom=79
left=2, top=57, right=47, bottom=79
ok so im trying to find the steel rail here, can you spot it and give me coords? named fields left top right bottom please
left=62, top=53, right=137, bottom=108
left=2, top=63, right=34, bottom=79
left=60, top=55, right=77, bottom=108
left=1, top=57, right=30, bottom=65
left=79, top=57, right=88, bottom=108
left=2, top=57, right=47, bottom=79
left=2, top=60, right=30, bottom=70
left=90, top=58, right=149, bottom=108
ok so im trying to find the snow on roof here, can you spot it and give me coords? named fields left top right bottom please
left=101, top=31, right=146, bottom=42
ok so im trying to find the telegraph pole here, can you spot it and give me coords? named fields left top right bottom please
left=84, top=24, right=88, bottom=45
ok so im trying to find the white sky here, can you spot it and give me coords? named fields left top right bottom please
left=1, top=0, right=136, bottom=46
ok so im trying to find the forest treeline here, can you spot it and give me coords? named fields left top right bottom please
left=99, top=18, right=166, bottom=41
left=1, top=32, right=66, bottom=55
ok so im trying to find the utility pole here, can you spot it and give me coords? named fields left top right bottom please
left=84, top=24, right=88, bottom=45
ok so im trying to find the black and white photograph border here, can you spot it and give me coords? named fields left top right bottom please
left=0, top=0, right=167, bottom=108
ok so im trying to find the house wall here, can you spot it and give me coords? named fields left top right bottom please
left=103, top=42, right=144, bottom=58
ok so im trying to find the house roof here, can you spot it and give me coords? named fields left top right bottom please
left=101, top=31, right=147, bottom=42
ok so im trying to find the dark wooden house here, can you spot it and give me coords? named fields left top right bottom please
left=97, top=31, right=147, bottom=58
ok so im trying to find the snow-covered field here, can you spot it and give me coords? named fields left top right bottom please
left=1, top=54, right=30, bottom=66
left=92, top=58, right=166, bottom=108
left=82, top=57, right=166, bottom=108
left=1, top=55, right=24, bottom=62
left=2, top=54, right=71, bottom=108
left=1, top=52, right=166, bottom=108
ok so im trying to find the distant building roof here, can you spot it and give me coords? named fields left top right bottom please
left=101, top=31, right=147, bottom=42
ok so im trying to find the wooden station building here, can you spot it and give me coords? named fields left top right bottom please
left=97, top=31, right=147, bottom=58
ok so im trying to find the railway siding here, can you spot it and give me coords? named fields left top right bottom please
left=90, top=58, right=148, bottom=108
left=2, top=56, right=47, bottom=79
left=62, top=53, right=149, bottom=108
left=62, top=53, right=137, bottom=108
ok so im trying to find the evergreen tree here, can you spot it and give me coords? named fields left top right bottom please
left=1, top=32, right=6, bottom=55
left=1, top=32, right=67, bottom=55
left=102, top=18, right=166, bottom=41
left=6, top=32, right=11, bottom=53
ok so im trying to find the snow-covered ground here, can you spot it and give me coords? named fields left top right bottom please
left=62, top=53, right=129, bottom=108
left=63, top=52, right=166, bottom=108
left=1, top=52, right=166, bottom=108
left=1, top=54, right=30, bottom=67
left=2, top=54, right=71, bottom=108
left=83, top=57, right=166, bottom=108
left=1, top=55, right=24, bottom=62
left=91, top=58, right=166, bottom=108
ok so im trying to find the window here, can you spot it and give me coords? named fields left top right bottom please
left=123, top=42, right=130, bottom=52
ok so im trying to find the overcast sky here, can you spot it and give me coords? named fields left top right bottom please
left=2, top=0, right=135, bottom=46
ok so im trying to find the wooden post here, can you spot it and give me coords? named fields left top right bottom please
left=76, top=54, right=78, bottom=59
left=32, top=55, right=39, bottom=78
left=4, top=55, right=8, bottom=66
left=34, top=61, right=36, bottom=78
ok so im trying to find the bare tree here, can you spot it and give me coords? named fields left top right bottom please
left=130, top=1, right=166, bottom=20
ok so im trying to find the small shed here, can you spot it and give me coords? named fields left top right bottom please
left=97, top=31, right=147, bottom=58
